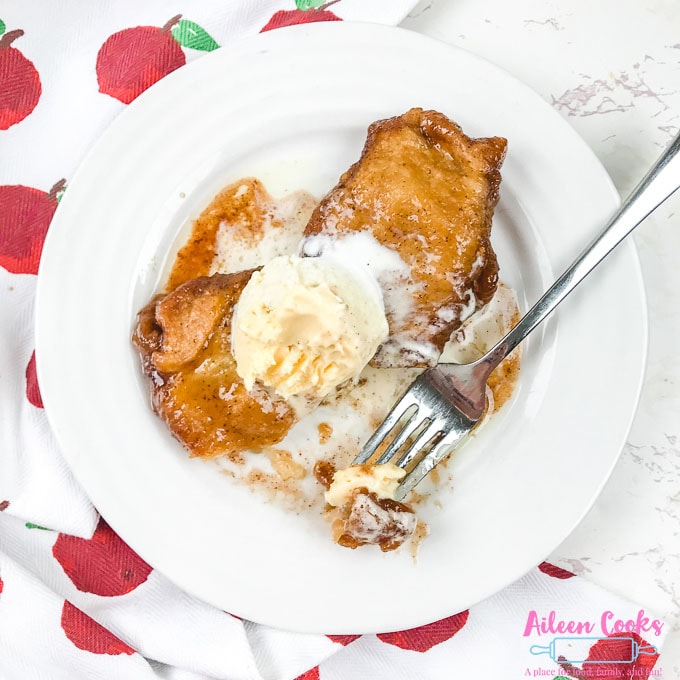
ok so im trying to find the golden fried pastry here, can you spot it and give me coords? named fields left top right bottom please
left=132, top=271, right=296, bottom=460
left=331, top=489, right=417, bottom=552
left=167, top=177, right=316, bottom=292
left=302, top=107, right=507, bottom=367
left=313, top=461, right=416, bottom=551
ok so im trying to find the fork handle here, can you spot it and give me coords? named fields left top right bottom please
left=477, top=130, right=680, bottom=374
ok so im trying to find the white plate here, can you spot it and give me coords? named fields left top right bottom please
left=35, top=23, right=646, bottom=634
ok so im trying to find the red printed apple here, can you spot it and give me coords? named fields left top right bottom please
left=261, top=0, right=342, bottom=32
left=0, top=179, right=65, bottom=275
left=327, top=634, right=361, bottom=646
left=0, top=22, right=42, bottom=130
left=53, top=517, right=152, bottom=596
left=558, top=632, right=659, bottom=680
left=61, top=600, right=135, bottom=655
left=377, top=610, right=470, bottom=652
left=538, top=561, right=575, bottom=579
left=25, top=351, right=43, bottom=408
left=294, top=667, right=320, bottom=680
left=97, top=15, right=219, bottom=104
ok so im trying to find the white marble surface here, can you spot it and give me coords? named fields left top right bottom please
left=402, top=0, right=680, bottom=675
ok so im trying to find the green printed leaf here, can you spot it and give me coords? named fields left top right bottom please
left=171, top=19, right=219, bottom=51
left=295, top=0, right=328, bottom=9
left=0, top=19, right=6, bottom=36
left=26, top=522, right=49, bottom=530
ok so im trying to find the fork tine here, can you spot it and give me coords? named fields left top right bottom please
left=353, top=392, right=421, bottom=464
left=393, top=425, right=472, bottom=501
left=395, top=419, right=445, bottom=469
left=374, top=411, right=429, bottom=465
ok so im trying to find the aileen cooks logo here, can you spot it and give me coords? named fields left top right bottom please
left=523, top=609, right=663, bottom=667
left=523, top=609, right=664, bottom=638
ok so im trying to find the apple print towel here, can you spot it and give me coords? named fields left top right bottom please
left=0, top=0, right=670, bottom=678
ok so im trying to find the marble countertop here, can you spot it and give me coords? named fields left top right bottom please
left=403, top=0, right=680, bottom=674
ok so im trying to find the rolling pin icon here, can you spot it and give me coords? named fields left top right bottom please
left=530, top=637, right=658, bottom=664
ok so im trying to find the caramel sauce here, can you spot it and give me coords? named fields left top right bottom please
left=313, top=460, right=336, bottom=490
left=167, top=178, right=271, bottom=290
left=472, top=247, right=500, bottom=306
left=166, top=177, right=316, bottom=291
left=488, top=308, right=521, bottom=411
left=317, top=422, right=333, bottom=444
left=488, top=352, right=521, bottom=411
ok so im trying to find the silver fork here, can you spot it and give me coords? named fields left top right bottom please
left=354, top=131, right=680, bottom=502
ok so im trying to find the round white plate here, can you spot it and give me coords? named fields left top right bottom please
left=35, top=23, right=646, bottom=634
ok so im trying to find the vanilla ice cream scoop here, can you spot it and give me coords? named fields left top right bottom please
left=325, top=463, right=406, bottom=507
left=232, top=254, right=388, bottom=400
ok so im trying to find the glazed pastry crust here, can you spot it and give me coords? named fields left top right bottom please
left=304, top=107, right=507, bottom=366
left=132, top=271, right=296, bottom=460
